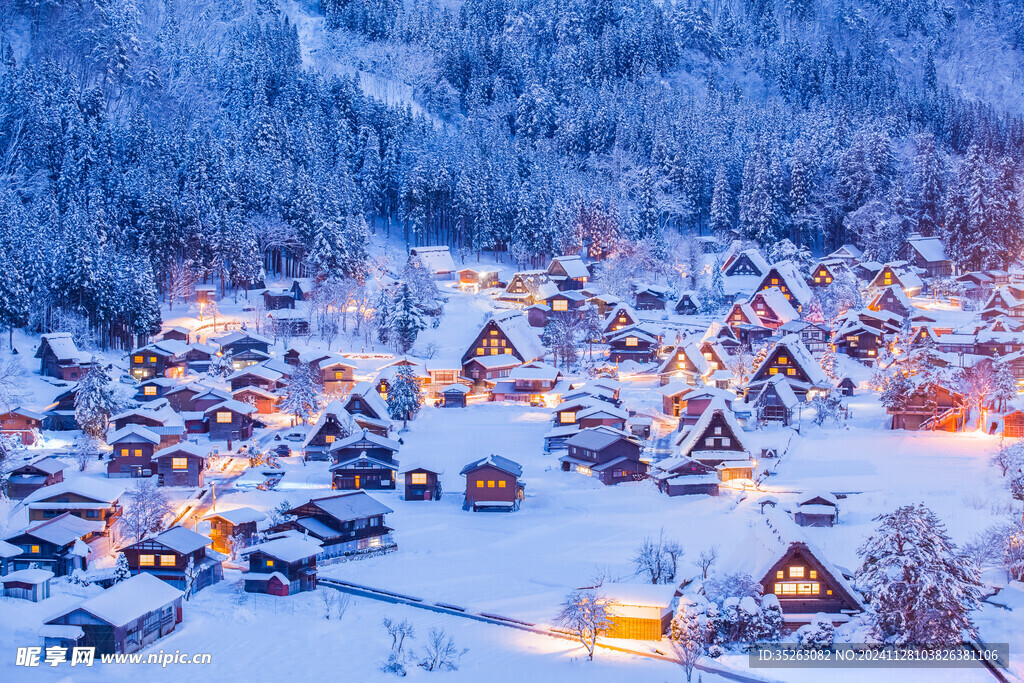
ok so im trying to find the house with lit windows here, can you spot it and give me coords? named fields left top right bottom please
left=128, top=339, right=190, bottom=380
left=227, top=363, right=285, bottom=392
left=329, top=429, right=401, bottom=490
left=657, top=343, right=711, bottom=386
left=746, top=335, right=830, bottom=398
left=607, top=328, right=659, bottom=364
left=231, top=386, right=280, bottom=414
left=725, top=524, right=864, bottom=628
left=241, top=535, right=322, bottom=595
left=118, top=526, right=223, bottom=593
left=867, top=262, right=924, bottom=297
left=544, top=399, right=630, bottom=451
left=602, top=304, right=640, bottom=334
left=499, top=271, right=560, bottom=306
left=723, top=300, right=762, bottom=330
left=560, top=428, right=646, bottom=485
left=461, top=310, right=545, bottom=372
left=868, top=284, right=915, bottom=318
left=110, top=400, right=186, bottom=450
left=546, top=255, right=590, bottom=290
left=722, top=248, right=770, bottom=278
left=304, top=400, right=359, bottom=460
left=898, top=235, right=953, bottom=278
left=490, top=361, right=565, bottom=403
left=203, top=399, right=257, bottom=441
left=133, top=378, right=178, bottom=403
left=152, top=443, right=208, bottom=487
left=106, top=425, right=162, bottom=478
left=775, top=320, right=831, bottom=354
left=748, top=288, right=800, bottom=329
left=271, top=492, right=395, bottom=558
left=807, top=259, right=849, bottom=288
left=402, top=466, right=442, bottom=501
left=831, top=314, right=889, bottom=363
left=4, top=513, right=102, bottom=576
left=341, top=383, right=394, bottom=437
left=667, top=398, right=754, bottom=482
left=755, top=262, right=813, bottom=311
left=24, top=479, right=123, bottom=527
left=461, top=455, right=525, bottom=511
left=981, top=286, right=1024, bottom=321
left=214, top=331, right=273, bottom=370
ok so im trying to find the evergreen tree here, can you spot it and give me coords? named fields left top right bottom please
left=113, top=552, right=131, bottom=583
left=709, top=164, right=733, bottom=239
left=280, top=362, right=321, bottom=425
left=386, top=365, right=421, bottom=430
left=74, top=362, right=118, bottom=439
left=857, top=504, right=982, bottom=647
left=375, top=290, right=394, bottom=348
left=912, top=134, right=944, bottom=237
left=391, top=283, right=426, bottom=353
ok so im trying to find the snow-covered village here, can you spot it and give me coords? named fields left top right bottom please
left=4, top=0, right=1024, bottom=682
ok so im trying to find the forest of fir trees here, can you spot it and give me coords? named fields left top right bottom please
left=1, top=0, right=1024, bottom=348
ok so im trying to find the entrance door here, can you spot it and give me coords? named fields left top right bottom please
left=424, top=489, right=432, bottom=501
left=354, top=475, right=360, bottom=489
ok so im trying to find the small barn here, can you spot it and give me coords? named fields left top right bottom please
left=440, top=384, right=470, bottom=407
left=43, top=573, right=184, bottom=654
left=837, top=377, right=856, bottom=397
left=1, top=568, right=53, bottom=601
left=204, top=507, right=265, bottom=554
left=152, top=443, right=208, bottom=488
left=460, top=455, right=525, bottom=512
left=240, top=535, right=322, bottom=596
left=402, top=467, right=443, bottom=501
left=409, top=246, right=457, bottom=279
left=6, top=457, right=65, bottom=500
left=674, top=291, right=701, bottom=315
left=601, top=583, right=677, bottom=641
left=0, top=408, right=45, bottom=445
left=794, top=492, right=840, bottom=528
left=753, top=374, right=799, bottom=426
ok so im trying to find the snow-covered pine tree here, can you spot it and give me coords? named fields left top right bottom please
left=375, top=289, right=394, bottom=348
left=993, top=355, right=1017, bottom=412
left=710, top=163, right=733, bottom=239
left=913, top=134, right=944, bottom=237
left=386, top=365, right=421, bottom=430
left=113, top=551, right=131, bottom=583
left=669, top=602, right=706, bottom=682
left=856, top=504, right=983, bottom=646
left=75, top=362, right=118, bottom=439
left=391, top=283, right=426, bottom=354
left=279, top=362, right=321, bottom=425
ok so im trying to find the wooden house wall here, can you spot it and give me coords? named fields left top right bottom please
left=465, top=465, right=518, bottom=504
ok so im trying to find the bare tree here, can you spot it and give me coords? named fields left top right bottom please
left=418, top=628, right=467, bottom=672
left=382, top=617, right=416, bottom=675
left=633, top=530, right=684, bottom=584
left=166, top=262, right=196, bottom=312
left=73, top=436, right=102, bottom=472
left=182, top=556, right=198, bottom=601
left=248, top=297, right=268, bottom=335
left=116, top=479, right=173, bottom=544
left=319, top=589, right=338, bottom=619
left=0, top=357, right=27, bottom=413
left=694, top=546, right=719, bottom=579
left=335, top=593, right=351, bottom=620
left=555, top=590, right=613, bottom=661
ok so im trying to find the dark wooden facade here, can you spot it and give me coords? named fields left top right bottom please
left=403, top=468, right=442, bottom=501
left=758, top=543, right=862, bottom=621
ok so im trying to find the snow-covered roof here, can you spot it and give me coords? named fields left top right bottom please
left=491, top=311, right=545, bottom=361
left=658, top=343, right=711, bottom=376
left=509, top=362, right=561, bottom=381
left=228, top=364, right=284, bottom=382
left=674, top=397, right=748, bottom=457
left=756, top=374, right=799, bottom=410
left=548, top=255, right=590, bottom=279
left=38, top=333, right=82, bottom=362
left=17, top=457, right=65, bottom=475
left=827, top=244, right=863, bottom=260
left=240, top=535, right=323, bottom=562
left=107, top=424, right=161, bottom=446
left=607, top=329, right=658, bottom=345
left=599, top=582, right=677, bottom=608
left=4, top=407, right=47, bottom=421
left=204, top=507, right=266, bottom=525
left=111, top=401, right=184, bottom=427
left=345, top=384, right=392, bottom=423
left=307, top=491, right=394, bottom=522
left=756, top=335, right=829, bottom=387
left=870, top=284, right=913, bottom=310
left=460, top=454, right=523, bottom=478
left=8, top=513, right=105, bottom=547
left=231, top=386, right=278, bottom=400
left=0, top=539, right=22, bottom=558
left=330, top=428, right=401, bottom=453
left=566, top=428, right=638, bottom=451
left=47, top=573, right=183, bottom=628
left=797, top=490, right=839, bottom=507
left=330, top=453, right=399, bottom=471
left=905, top=236, right=949, bottom=264
left=441, top=383, right=471, bottom=394
left=204, top=399, right=258, bottom=416
left=463, top=355, right=522, bottom=370
left=2, top=568, right=54, bottom=584
left=752, top=287, right=799, bottom=323
left=765, top=261, right=813, bottom=305
left=24, top=478, right=123, bottom=505
left=215, top=331, right=272, bottom=348
left=140, top=526, right=211, bottom=555
left=410, top=246, right=457, bottom=274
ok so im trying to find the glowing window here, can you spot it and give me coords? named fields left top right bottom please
left=160, top=555, right=176, bottom=566
left=149, top=356, right=157, bottom=363
left=789, top=566, right=805, bottom=578
left=476, top=480, right=484, bottom=488
left=334, top=371, right=345, bottom=380
left=490, top=349, right=498, bottom=355
left=776, top=570, right=784, bottom=579
left=489, top=330, right=498, bottom=336
left=410, top=473, right=427, bottom=485
left=325, top=435, right=335, bottom=444
left=809, top=570, right=817, bottom=579
left=797, top=583, right=819, bottom=595
left=814, top=277, right=821, bottom=283
left=552, top=300, right=568, bottom=312
left=216, top=412, right=232, bottom=424
left=30, top=545, right=40, bottom=554
left=786, top=368, right=796, bottom=376
left=769, top=368, right=778, bottom=375
left=560, top=412, right=576, bottom=424
left=144, top=385, right=157, bottom=396
left=771, top=278, right=778, bottom=284
left=498, top=480, right=507, bottom=488
left=504, top=349, right=512, bottom=354
left=139, top=554, right=155, bottom=566
left=265, top=559, right=274, bottom=568
left=134, top=356, right=143, bottom=364
left=476, top=348, right=484, bottom=355
left=121, top=449, right=128, bottom=457
left=625, top=337, right=638, bottom=347
left=171, top=457, right=188, bottom=470
left=778, top=357, right=788, bottom=364
left=487, top=480, right=495, bottom=488
left=133, top=449, right=142, bottom=458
